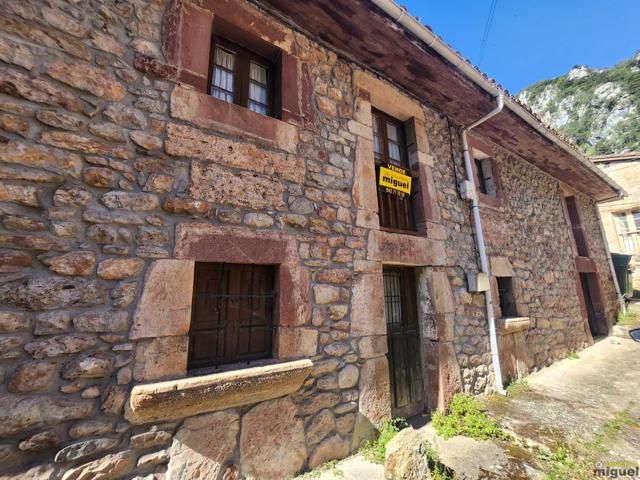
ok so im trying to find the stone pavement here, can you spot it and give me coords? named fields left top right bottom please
left=300, top=333, right=640, bottom=479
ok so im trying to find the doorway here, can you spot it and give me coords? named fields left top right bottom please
left=579, top=272, right=607, bottom=338
left=383, top=267, right=425, bottom=418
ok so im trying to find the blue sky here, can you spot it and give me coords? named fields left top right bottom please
left=401, top=0, right=640, bottom=93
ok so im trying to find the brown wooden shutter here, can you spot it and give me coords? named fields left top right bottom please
left=188, top=263, right=276, bottom=370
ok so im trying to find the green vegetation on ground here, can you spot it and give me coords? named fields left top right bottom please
left=432, top=393, right=510, bottom=441
left=616, top=309, right=638, bottom=326
left=359, top=417, right=408, bottom=464
left=539, top=405, right=639, bottom=480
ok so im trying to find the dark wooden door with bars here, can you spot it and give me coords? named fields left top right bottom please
left=383, top=267, right=425, bottom=418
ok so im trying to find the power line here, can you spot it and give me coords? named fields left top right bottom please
left=478, top=0, right=498, bottom=67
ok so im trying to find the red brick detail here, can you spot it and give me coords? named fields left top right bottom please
left=200, top=0, right=290, bottom=49
left=134, top=54, right=178, bottom=80
left=280, top=52, right=300, bottom=124
left=162, top=0, right=182, bottom=66
left=178, top=2, right=213, bottom=88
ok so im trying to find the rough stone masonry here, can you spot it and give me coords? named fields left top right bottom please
left=0, top=0, right=619, bottom=478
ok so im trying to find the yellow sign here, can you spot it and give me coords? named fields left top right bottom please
left=378, top=164, right=412, bottom=196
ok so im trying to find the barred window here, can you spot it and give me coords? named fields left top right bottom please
left=209, top=37, right=274, bottom=117
left=188, top=263, right=276, bottom=371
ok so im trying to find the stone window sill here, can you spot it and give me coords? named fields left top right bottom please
left=496, top=316, right=531, bottom=334
left=170, top=85, right=298, bottom=154
left=125, top=358, right=312, bottom=424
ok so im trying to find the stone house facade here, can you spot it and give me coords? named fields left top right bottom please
left=594, top=152, right=640, bottom=293
left=0, top=0, right=623, bottom=478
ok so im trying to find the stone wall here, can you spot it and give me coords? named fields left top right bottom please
left=0, top=0, right=618, bottom=478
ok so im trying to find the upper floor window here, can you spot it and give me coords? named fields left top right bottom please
left=614, top=211, right=640, bottom=253
left=209, top=37, right=273, bottom=117
left=474, top=153, right=497, bottom=197
left=372, top=109, right=417, bottom=233
left=188, top=262, right=276, bottom=371
left=563, top=196, right=589, bottom=257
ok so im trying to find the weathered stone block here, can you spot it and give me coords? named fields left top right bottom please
left=60, top=451, right=135, bottom=480
left=240, top=397, right=306, bottom=479
left=8, top=361, right=57, bottom=393
left=167, top=411, right=238, bottom=480
left=130, top=259, right=194, bottom=339
left=0, top=394, right=92, bottom=437
left=97, top=258, right=144, bottom=280
left=45, top=251, right=96, bottom=276
left=133, top=336, right=188, bottom=382
left=0, top=311, right=31, bottom=333
left=0, top=141, right=82, bottom=178
left=24, top=334, right=97, bottom=359
left=190, top=160, right=286, bottom=210
left=45, top=60, right=126, bottom=101
left=61, top=353, right=115, bottom=380
left=351, top=274, right=385, bottom=337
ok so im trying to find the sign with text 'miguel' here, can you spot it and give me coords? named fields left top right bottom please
left=378, top=163, right=412, bottom=197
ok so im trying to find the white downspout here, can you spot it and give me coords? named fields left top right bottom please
left=596, top=209, right=626, bottom=316
left=460, top=94, right=507, bottom=394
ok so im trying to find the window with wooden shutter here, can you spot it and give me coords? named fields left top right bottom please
left=474, top=156, right=497, bottom=197
left=188, top=263, right=276, bottom=371
left=372, top=109, right=417, bottom=232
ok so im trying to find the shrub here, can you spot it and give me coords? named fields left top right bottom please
left=432, top=394, right=510, bottom=441
left=360, top=417, right=407, bottom=464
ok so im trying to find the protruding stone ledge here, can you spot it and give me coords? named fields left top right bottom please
left=125, top=359, right=313, bottom=424
left=496, top=316, right=531, bottom=334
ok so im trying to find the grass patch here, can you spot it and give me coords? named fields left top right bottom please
left=506, top=378, right=530, bottom=398
left=616, top=310, right=638, bottom=326
left=296, top=460, right=344, bottom=479
left=359, top=417, right=407, bottom=464
left=567, top=351, right=580, bottom=360
left=539, top=405, right=639, bottom=480
left=432, top=394, right=510, bottom=441
left=423, top=443, right=454, bottom=480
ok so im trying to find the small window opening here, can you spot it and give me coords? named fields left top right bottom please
left=209, top=37, right=274, bottom=117
left=496, top=277, right=517, bottom=317
left=473, top=151, right=497, bottom=197
left=188, top=262, right=276, bottom=371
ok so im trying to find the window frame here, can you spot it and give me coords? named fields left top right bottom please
left=372, top=108, right=419, bottom=233
left=563, top=195, right=590, bottom=257
left=208, top=36, right=276, bottom=117
left=188, top=262, right=277, bottom=372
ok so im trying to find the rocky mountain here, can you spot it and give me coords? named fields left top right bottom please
left=517, top=52, right=640, bottom=155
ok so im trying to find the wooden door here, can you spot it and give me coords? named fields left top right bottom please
left=383, top=267, right=425, bottom=418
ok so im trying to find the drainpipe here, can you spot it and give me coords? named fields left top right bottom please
left=460, top=94, right=507, bottom=395
left=596, top=209, right=626, bottom=316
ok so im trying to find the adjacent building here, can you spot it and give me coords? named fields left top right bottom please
left=0, top=0, right=623, bottom=478
left=594, top=152, right=640, bottom=293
